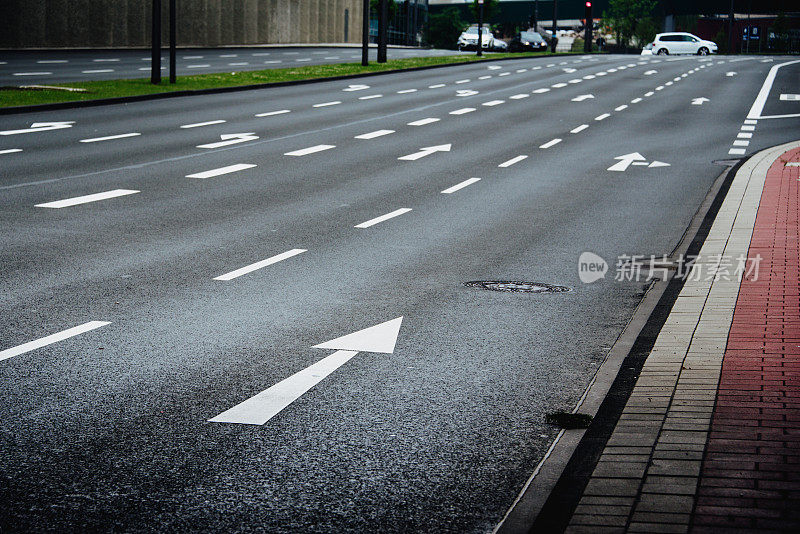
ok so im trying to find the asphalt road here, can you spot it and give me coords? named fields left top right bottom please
left=0, top=46, right=468, bottom=84
left=1, top=54, right=799, bottom=533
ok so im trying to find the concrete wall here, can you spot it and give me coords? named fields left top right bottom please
left=0, top=0, right=364, bottom=48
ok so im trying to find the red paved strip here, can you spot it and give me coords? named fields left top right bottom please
left=693, top=147, right=800, bottom=533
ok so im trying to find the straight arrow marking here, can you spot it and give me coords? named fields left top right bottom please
left=398, top=144, right=451, bottom=161
left=608, top=152, right=646, bottom=172
left=692, top=97, right=710, bottom=105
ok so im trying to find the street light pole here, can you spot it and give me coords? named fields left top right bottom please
left=378, top=0, right=388, bottom=63
left=151, top=0, right=161, bottom=85
left=477, top=0, right=484, bottom=57
left=362, top=0, right=370, bottom=66
left=169, top=0, right=176, bottom=84
left=551, top=0, right=558, bottom=53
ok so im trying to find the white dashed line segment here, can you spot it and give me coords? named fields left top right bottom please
left=214, top=249, right=307, bottom=281
left=186, top=164, right=257, bottom=179
left=355, top=208, right=412, bottom=229
left=441, top=178, right=481, bottom=194
left=35, top=189, right=140, bottom=208
left=0, top=321, right=111, bottom=363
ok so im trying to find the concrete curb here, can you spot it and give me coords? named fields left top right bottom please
left=0, top=53, right=590, bottom=116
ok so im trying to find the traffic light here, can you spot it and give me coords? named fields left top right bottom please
left=584, top=2, right=593, bottom=53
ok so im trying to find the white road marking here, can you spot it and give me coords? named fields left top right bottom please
left=180, top=120, right=226, bottom=129
left=546, top=64, right=555, bottom=67
left=264, top=60, right=282, bottom=64
left=781, top=94, right=800, bottom=101
left=324, top=56, right=340, bottom=60
left=13, top=72, right=53, bottom=76
left=0, top=321, right=111, bottom=363
left=499, top=72, right=511, bottom=77
left=0, top=149, right=23, bottom=155
left=572, top=94, right=594, bottom=102
left=441, top=177, right=481, bottom=194
left=691, top=97, right=710, bottom=105
left=186, top=164, right=256, bottom=179
left=397, top=89, right=417, bottom=94
left=607, top=68, right=617, bottom=73
left=533, top=66, right=542, bottom=70
left=358, top=94, right=383, bottom=100
left=455, top=79, right=471, bottom=84
left=786, top=162, right=800, bottom=166
left=37, top=60, right=67, bottom=64
left=729, top=148, right=746, bottom=155
left=183, top=55, right=203, bottom=59
left=36, top=189, right=139, bottom=208
left=255, top=109, right=291, bottom=117
left=478, top=75, right=491, bottom=80
left=93, top=58, right=120, bottom=62
left=568, top=79, right=582, bottom=84
left=429, top=83, right=446, bottom=88
left=665, top=81, right=673, bottom=86
left=482, top=100, right=504, bottom=106
left=737, top=132, right=753, bottom=139
left=583, top=75, right=596, bottom=80
left=733, top=140, right=750, bottom=147
left=516, top=69, right=528, bottom=73
left=744, top=119, right=758, bottom=125
left=498, top=155, right=527, bottom=168
left=615, top=105, right=628, bottom=111
left=408, top=118, right=440, bottom=126
left=539, top=138, right=562, bottom=149
left=488, top=66, right=502, bottom=70
left=595, top=113, right=610, bottom=121
left=355, top=208, right=412, bottom=228
left=644, top=91, right=655, bottom=97
left=570, top=124, right=589, bottom=134
left=673, top=77, right=681, bottom=82
left=80, top=132, right=140, bottom=143
left=285, top=144, right=336, bottom=156
left=228, top=62, right=249, bottom=66
left=631, top=98, right=643, bottom=103
left=187, top=64, right=211, bottom=68
left=219, top=54, right=237, bottom=58
left=214, top=249, right=306, bottom=281
left=296, top=58, right=312, bottom=62
left=456, top=89, right=479, bottom=97
left=1, top=121, right=75, bottom=136
left=532, top=88, right=550, bottom=94
left=741, top=125, right=755, bottom=131
left=655, top=85, right=664, bottom=91
left=450, top=108, right=476, bottom=115
left=355, top=129, right=395, bottom=140
left=313, top=101, right=341, bottom=107
left=595, top=72, right=607, bottom=76
left=510, top=94, right=530, bottom=99
left=552, top=83, right=567, bottom=88
left=197, top=133, right=258, bottom=149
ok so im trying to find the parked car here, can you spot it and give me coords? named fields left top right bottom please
left=492, top=39, right=508, bottom=51
left=641, top=32, right=718, bottom=56
left=457, top=26, right=494, bottom=51
left=509, top=31, right=549, bottom=52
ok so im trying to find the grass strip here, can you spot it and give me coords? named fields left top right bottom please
left=0, top=52, right=559, bottom=108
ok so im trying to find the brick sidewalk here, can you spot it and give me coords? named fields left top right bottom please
left=562, top=141, right=800, bottom=533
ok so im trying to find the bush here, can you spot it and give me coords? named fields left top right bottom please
left=423, top=8, right=466, bottom=49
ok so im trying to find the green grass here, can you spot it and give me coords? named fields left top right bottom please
left=0, top=52, right=561, bottom=108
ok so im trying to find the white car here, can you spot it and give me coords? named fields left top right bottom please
left=641, top=32, right=718, bottom=56
left=457, top=26, right=494, bottom=51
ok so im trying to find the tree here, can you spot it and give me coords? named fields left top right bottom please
left=602, top=0, right=657, bottom=48
left=423, top=7, right=466, bottom=49
left=470, top=0, right=500, bottom=24
left=370, top=0, right=398, bottom=21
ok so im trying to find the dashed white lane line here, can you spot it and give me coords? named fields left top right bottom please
left=429, top=83, right=446, bottom=88
left=397, top=89, right=417, bottom=94
left=213, top=249, right=307, bottom=281
left=568, top=79, right=582, bottom=84
left=595, top=72, right=607, bottom=76
left=571, top=124, right=589, bottom=134
left=296, top=58, right=312, bottom=62
left=80, top=133, right=141, bottom=143
left=183, top=55, right=203, bottom=59
left=539, top=138, right=562, bottom=149
left=455, top=79, right=471, bottom=84
left=180, top=120, right=227, bottom=129
left=533, top=88, right=550, bottom=94
left=631, top=98, right=643, bottom=104
left=482, top=100, right=505, bottom=107
left=264, top=60, right=282, bottom=64
left=35, top=189, right=139, bottom=208
left=0, top=321, right=111, bottom=363
left=499, top=72, right=511, bottom=77
left=450, top=108, right=476, bottom=115
left=655, top=85, right=664, bottom=91
left=583, top=75, right=596, bottom=80
left=229, top=62, right=249, bottom=66
left=441, top=177, right=481, bottom=194
left=186, top=164, right=257, bottom=179
left=313, top=101, right=341, bottom=108
left=552, top=83, right=567, bottom=88
left=516, top=69, right=528, bottom=73
left=355, top=129, right=395, bottom=140
left=478, top=75, right=492, bottom=80
left=615, top=105, right=628, bottom=111
left=488, top=66, right=502, bottom=70
left=737, top=132, right=753, bottom=139
left=741, top=125, right=756, bottom=131
left=219, top=54, right=238, bottom=58
left=0, top=149, right=23, bottom=155
left=37, top=60, right=68, bottom=64
left=744, top=119, right=758, bottom=125
left=358, top=94, right=383, bottom=100
left=595, top=113, right=610, bottom=121
left=498, top=155, right=528, bottom=168
left=729, top=148, right=746, bottom=155
left=13, top=72, right=53, bottom=76
left=644, top=91, right=655, bottom=97
left=510, top=94, right=530, bottom=99
left=187, top=64, right=211, bottom=68
left=255, top=109, right=291, bottom=117
left=733, top=140, right=750, bottom=147
left=355, top=208, right=412, bottom=229
left=83, top=67, right=116, bottom=72
left=285, top=144, right=336, bottom=156
left=93, top=58, right=120, bottom=62
left=408, top=118, right=440, bottom=126
left=324, top=56, right=339, bottom=60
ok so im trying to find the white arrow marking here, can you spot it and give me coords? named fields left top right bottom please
left=726, top=72, right=737, bottom=77
left=209, top=317, right=403, bottom=425
left=0, top=121, right=75, bottom=136
left=456, top=89, right=479, bottom=97
left=692, top=97, right=710, bottom=106
left=343, top=84, right=370, bottom=91
left=563, top=68, right=577, bottom=73
left=0, top=321, right=111, bottom=363
left=398, top=144, right=451, bottom=161
left=571, top=94, right=594, bottom=102
left=197, top=133, right=259, bottom=149
left=648, top=161, right=670, bottom=168
left=608, top=152, right=646, bottom=172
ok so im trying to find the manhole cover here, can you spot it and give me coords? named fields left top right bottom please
left=464, top=281, right=572, bottom=293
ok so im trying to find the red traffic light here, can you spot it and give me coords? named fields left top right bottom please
left=585, top=1, right=591, bottom=6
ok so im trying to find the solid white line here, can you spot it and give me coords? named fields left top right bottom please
left=355, top=208, right=412, bottom=229
left=595, top=113, right=610, bottom=121
left=355, top=129, right=395, bottom=140
left=539, top=138, right=562, bottom=149
left=186, top=164, right=256, bottom=179
left=82, top=69, right=114, bottom=73
left=510, top=94, right=530, bottom=100
left=397, top=89, right=417, bottom=94
left=313, top=101, right=341, bottom=107
left=615, top=105, right=628, bottom=111
left=482, top=100, right=505, bottom=106
left=36, top=189, right=139, bottom=208
left=498, top=155, right=528, bottom=168
left=570, top=124, right=589, bottom=134
left=208, top=349, right=359, bottom=425
left=408, top=118, right=439, bottom=126
left=748, top=60, right=800, bottom=119
left=429, top=83, right=446, bottom=88
left=450, top=108, right=476, bottom=115
left=0, top=149, right=22, bottom=155
left=0, top=321, right=111, bottom=363
left=80, top=133, right=141, bottom=143
left=285, top=144, right=336, bottom=156
left=180, top=120, right=226, bottom=129
left=358, top=94, right=383, bottom=100
left=441, top=177, right=481, bottom=194
left=214, top=249, right=307, bottom=281
left=255, top=109, right=291, bottom=117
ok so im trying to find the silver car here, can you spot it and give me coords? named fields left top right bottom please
left=457, top=26, right=494, bottom=51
